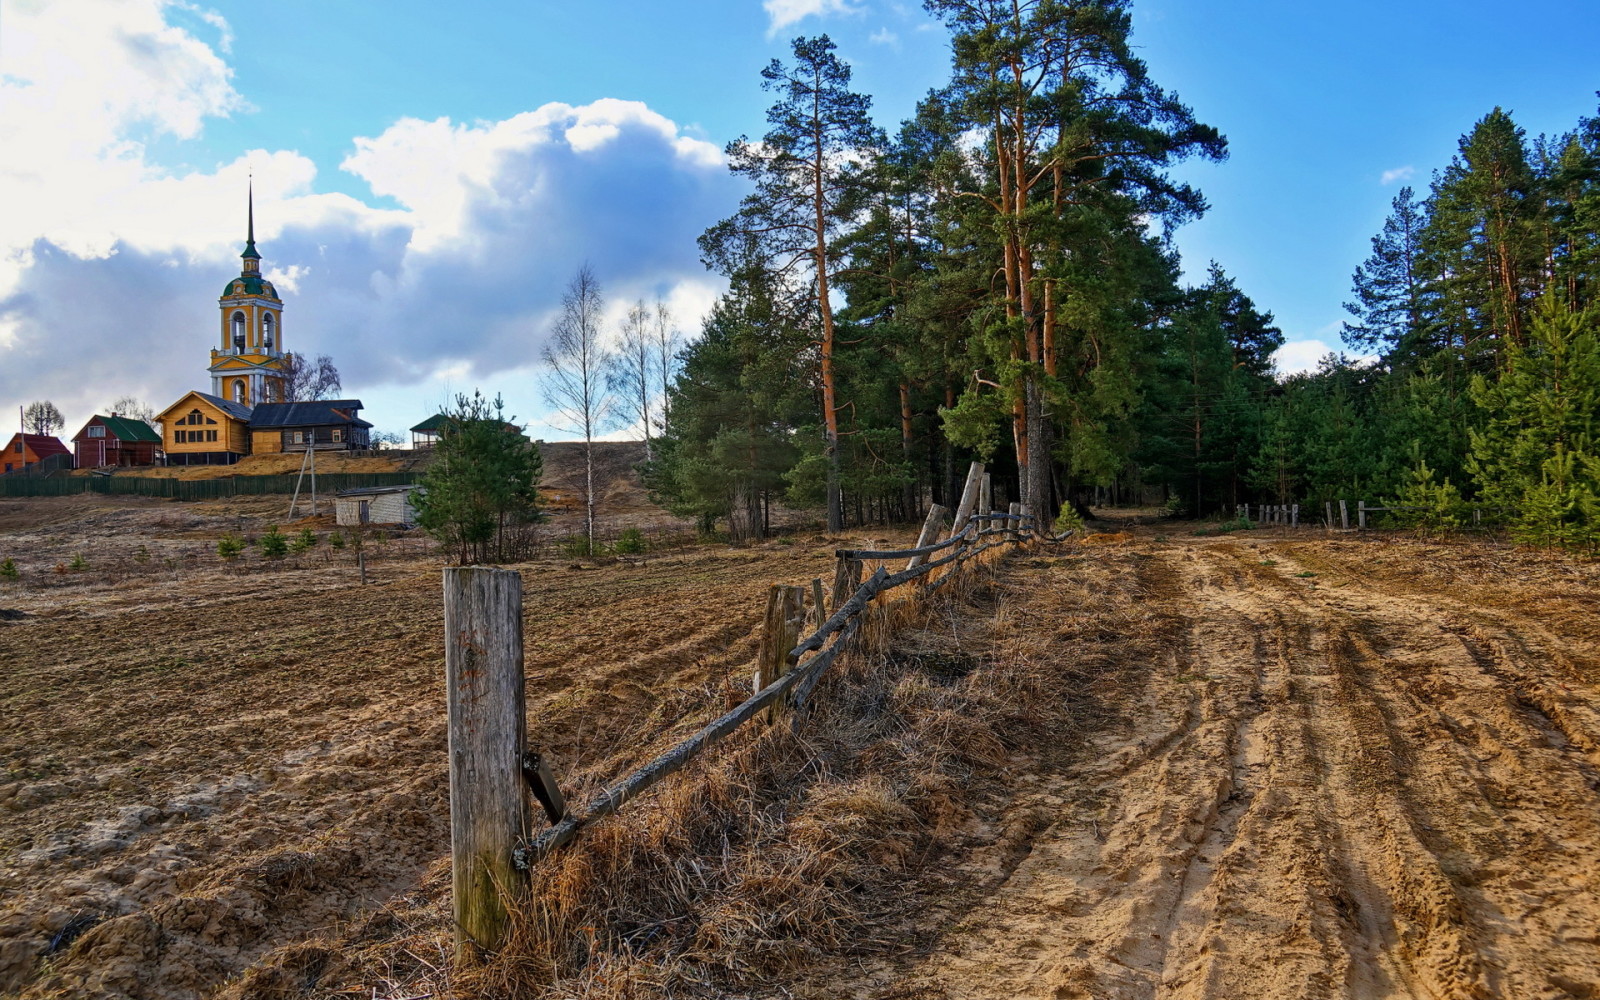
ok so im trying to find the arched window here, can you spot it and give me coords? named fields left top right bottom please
left=232, top=312, right=246, bottom=350
left=262, top=313, right=275, bottom=350
left=232, top=380, right=246, bottom=404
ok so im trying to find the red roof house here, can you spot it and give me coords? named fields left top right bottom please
left=2, top=433, right=70, bottom=475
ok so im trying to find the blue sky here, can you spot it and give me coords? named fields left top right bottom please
left=2, top=0, right=1598, bottom=441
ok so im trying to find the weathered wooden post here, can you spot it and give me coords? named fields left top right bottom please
left=1007, top=502, right=1021, bottom=541
left=1292, top=504, right=1299, bottom=528
left=1339, top=500, right=1349, bottom=530
left=831, top=555, right=863, bottom=611
left=809, top=577, right=826, bottom=628
left=946, top=461, right=985, bottom=540
left=1325, top=501, right=1334, bottom=529
left=755, top=585, right=805, bottom=723
left=1358, top=501, right=1368, bottom=530
left=443, top=567, right=529, bottom=962
left=979, top=474, right=993, bottom=533
left=907, top=503, right=949, bottom=570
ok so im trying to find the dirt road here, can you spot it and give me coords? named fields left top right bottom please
left=890, top=532, right=1600, bottom=999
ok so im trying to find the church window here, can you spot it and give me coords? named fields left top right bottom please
left=232, top=312, right=247, bottom=350
left=262, top=313, right=274, bottom=349
left=232, top=380, right=246, bottom=404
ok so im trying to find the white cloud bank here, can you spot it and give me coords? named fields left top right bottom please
left=764, top=0, right=863, bottom=37
left=0, top=0, right=734, bottom=437
left=1381, top=165, right=1416, bottom=186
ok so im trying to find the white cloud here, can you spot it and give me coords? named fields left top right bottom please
left=1272, top=339, right=1337, bottom=375
left=0, top=3, right=735, bottom=440
left=869, top=27, right=900, bottom=46
left=764, top=0, right=863, bottom=37
left=1381, top=165, right=1415, bottom=186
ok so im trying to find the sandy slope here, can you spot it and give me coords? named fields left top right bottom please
left=879, top=532, right=1600, bottom=1000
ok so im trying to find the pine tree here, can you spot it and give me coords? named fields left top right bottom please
left=1468, top=295, right=1600, bottom=548
left=1343, top=186, right=1428, bottom=358
left=1424, top=109, right=1544, bottom=365
left=413, top=392, right=543, bottom=564
left=646, top=272, right=810, bottom=540
left=926, top=0, right=1225, bottom=517
left=700, top=35, right=884, bottom=532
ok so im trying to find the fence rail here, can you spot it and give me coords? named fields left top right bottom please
left=0, top=471, right=416, bottom=499
left=441, top=461, right=1067, bottom=958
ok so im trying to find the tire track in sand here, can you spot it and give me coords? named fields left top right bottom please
left=890, top=535, right=1600, bottom=1000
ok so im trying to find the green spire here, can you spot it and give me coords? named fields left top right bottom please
left=241, top=177, right=261, bottom=261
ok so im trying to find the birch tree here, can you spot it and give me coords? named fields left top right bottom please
left=610, top=300, right=656, bottom=459
left=542, top=265, right=615, bottom=553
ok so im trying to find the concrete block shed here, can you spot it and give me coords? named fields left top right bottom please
left=334, top=485, right=421, bottom=526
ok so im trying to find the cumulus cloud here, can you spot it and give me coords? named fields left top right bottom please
left=869, top=27, right=900, bottom=46
left=764, top=0, right=863, bottom=37
left=0, top=2, right=735, bottom=437
left=1272, top=339, right=1338, bottom=375
left=1381, top=165, right=1415, bottom=186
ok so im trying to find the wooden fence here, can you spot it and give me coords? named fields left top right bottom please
left=0, top=471, right=416, bottom=499
left=439, top=463, right=1067, bottom=959
left=1230, top=500, right=1490, bottom=530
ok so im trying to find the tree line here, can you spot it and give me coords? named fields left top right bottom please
left=639, top=2, right=1600, bottom=550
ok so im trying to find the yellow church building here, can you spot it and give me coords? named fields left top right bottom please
left=156, top=188, right=291, bottom=465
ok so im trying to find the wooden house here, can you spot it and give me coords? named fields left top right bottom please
left=249, top=399, right=371, bottom=453
left=410, top=413, right=448, bottom=449
left=72, top=415, right=162, bottom=468
left=2, top=433, right=70, bottom=475
left=334, top=485, right=421, bottom=526
left=156, top=391, right=252, bottom=465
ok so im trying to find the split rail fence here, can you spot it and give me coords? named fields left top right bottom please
left=440, top=461, right=1067, bottom=959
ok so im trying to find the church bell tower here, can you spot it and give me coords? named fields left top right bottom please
left=209, top=181, right=288, bottom=407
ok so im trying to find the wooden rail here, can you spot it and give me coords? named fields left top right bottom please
left=444, top=461, right=1074, bottom=952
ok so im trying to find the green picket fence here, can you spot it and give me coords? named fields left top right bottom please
left=0, top=472, right=417, bottom=500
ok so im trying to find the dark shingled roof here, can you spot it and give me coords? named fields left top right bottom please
left=192, top=392, right=253, bottom=422
left=249, top=399, right=371, bottom=429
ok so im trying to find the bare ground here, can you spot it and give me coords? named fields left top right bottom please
left=3, top=497, right=1599, bottom=999
left=866, top=527, right=1600, bottom=1000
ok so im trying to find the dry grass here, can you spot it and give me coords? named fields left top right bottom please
left=445, top=543, right=1097, bottom=999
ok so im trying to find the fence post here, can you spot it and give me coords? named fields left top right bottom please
left=979, top=474, right=992, bottom=533
left=1292, top=504, right=1299, bottom=528
left=1007, top=503, right=1021, bottom=541
left=809, top=577, right=826, bottom=629
left=755, top=585, right=805, bottom=723
left=947, top=461, right=985, bottom=540
left=1339, top=500, right=1349, bottom=530
left=831, top=555, right=863, bottom=611
left=442, top=567, right=529, bottom=962
left=1358, top=501, right=1368, bottom=530
left=1325, top=501, right=1333, bottom=529
left=907, top=503, right=949, bottom=570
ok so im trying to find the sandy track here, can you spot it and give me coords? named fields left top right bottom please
left=891, top=534, right=1600, bottom=1000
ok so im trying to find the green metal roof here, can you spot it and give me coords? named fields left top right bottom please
left=221, top=275, right=279, bottom=298
left=410, top=413, right=452, bottom=433
left=97, top=415, right=162, bottom=443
